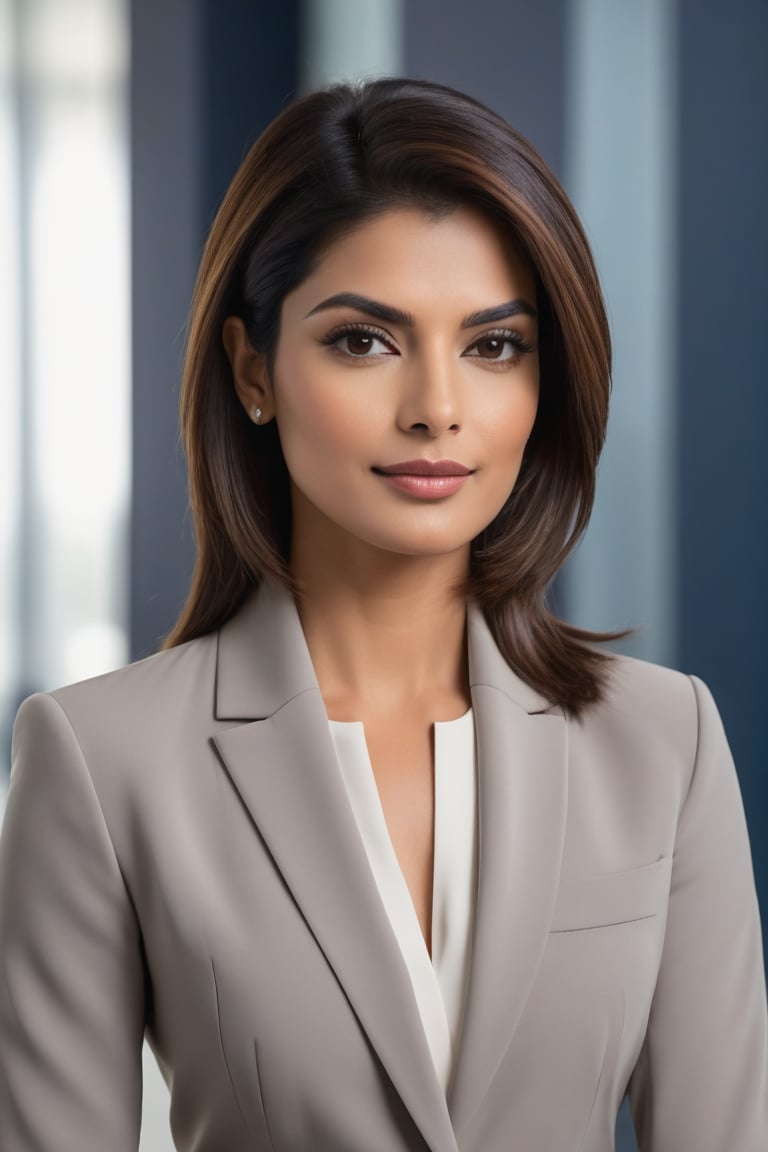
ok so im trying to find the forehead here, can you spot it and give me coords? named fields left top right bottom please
left=286, top=205, right=537, bottom=317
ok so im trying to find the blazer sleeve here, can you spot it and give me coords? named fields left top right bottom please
left=0, top=692, right=146, bottom=1151
left=629, top=676, right=768, bottom=1151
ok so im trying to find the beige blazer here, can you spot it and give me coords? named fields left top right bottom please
left=1, top=579, right=766, bottom=1151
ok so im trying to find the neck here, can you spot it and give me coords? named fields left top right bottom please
left=291, top=543, right=471, bottom=722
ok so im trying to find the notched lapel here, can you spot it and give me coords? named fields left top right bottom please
left=213, top=588, right=459, bottom=1152
left=448, top=609, right=569, bottom=1138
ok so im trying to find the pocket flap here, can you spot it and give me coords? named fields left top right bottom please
left=550, top=856, right=672, bottom=932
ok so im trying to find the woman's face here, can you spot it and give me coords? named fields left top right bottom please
left=230, top=205, right=540, bottom=570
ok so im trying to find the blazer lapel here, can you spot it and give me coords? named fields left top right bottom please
left=447, top=606, right=568, bottom=1140
left=213, top=581, right=459, bottom=1152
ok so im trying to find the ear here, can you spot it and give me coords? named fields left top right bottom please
left=222, top=316, right=274, bottom=424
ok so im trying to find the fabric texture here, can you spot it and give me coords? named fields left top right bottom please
left=0, top=578, right=766, bottom=1151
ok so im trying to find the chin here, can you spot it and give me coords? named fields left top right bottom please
left=359, top=530, right=475, bottom=560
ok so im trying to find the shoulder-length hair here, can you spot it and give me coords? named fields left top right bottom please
left=165, top=77, right=620, bottom=715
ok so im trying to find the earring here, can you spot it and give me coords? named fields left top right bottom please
left=250, top=406, right=262, bottom=423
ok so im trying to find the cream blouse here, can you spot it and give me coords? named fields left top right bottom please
left=328, top=710, right=478, bottom=1092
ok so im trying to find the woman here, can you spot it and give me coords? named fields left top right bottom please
left=0, top=78, right=765, bottom=1151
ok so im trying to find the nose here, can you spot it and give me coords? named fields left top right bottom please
left=396, top=348, right=462, bottom=437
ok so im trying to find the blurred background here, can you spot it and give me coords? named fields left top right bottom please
left=0, top=1, right=765, bottom=1149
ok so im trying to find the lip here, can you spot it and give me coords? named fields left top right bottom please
left=374, top=459, right=472, bottom=476
left=372, top=460, right=473, bottom=499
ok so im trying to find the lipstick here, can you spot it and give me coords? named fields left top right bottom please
left=373, top=459, right=473, bottom=499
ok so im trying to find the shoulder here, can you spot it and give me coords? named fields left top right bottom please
left=12, top=633, right=220, bottom=809
left=595, top=651, right=698, bottom=728
left=553, top=655, right=739, bottom=861
left=588, top=652, right=700, bottom=734
left=569, top=653, right=719, bottom=803
left=47, top=631, right=219, bottom=732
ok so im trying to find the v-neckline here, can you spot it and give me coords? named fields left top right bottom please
left=328, top=710, right=477, bottom=1092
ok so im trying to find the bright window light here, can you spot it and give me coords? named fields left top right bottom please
left=0, top=0, right=130, bottom=780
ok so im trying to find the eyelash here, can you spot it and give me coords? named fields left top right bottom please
left=319, top=322, right=396, bottom=357
left=465, top=328, right=537, bottom=366
left=319, top=323, right=536, bottom=366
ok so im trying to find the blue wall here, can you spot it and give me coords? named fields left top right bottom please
left=677, top=0, right=768, bottom=954
left=405, top=0, right=567, bottom=176
left=130, top=0, right=299, bottom=659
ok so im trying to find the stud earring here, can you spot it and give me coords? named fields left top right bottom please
left=250, top=406, right=262, bottom=423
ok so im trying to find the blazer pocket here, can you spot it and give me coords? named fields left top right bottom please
left=550, top=856, right=672, bottom=932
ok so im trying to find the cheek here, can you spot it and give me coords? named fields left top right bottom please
left=481, top=378, right=539, bottom=456
left=274, top=363, right=373, bottom=461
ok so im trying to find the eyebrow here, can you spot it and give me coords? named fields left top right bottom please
left=304, top=291, right=537, bottom=327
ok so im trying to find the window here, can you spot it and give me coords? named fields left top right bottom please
left=0, top=0, right=130, bottom=788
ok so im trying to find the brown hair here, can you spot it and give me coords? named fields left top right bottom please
left=165, top=77, right=621, bottom=714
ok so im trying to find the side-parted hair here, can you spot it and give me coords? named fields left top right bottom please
left=165, top=77, right=621, bottom=714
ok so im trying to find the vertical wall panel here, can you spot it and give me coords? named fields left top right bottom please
left=201, top=0, right=300, bottom=222
left=404, top=0, right=567, bottom=174
left=563, top=0, right=677, bottom=665
left=130, top=0, right=203, bottom=660
left=677, top=0, right=768, bottom=949
left=130, top=0, right=299, bottom=660
left=301, top=0, right=403, bottom=89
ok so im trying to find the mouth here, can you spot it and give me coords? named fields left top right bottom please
left=372, top=459, right=474, bottom=499
left=373, top=459, right=473, bottom=477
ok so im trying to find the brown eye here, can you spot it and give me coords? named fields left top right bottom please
left=464, top=330, right=531, bottom=365
left=476, top=337, right=506, bottom=359
left=325, top=326, right=397, bottom=358
left=345, top=332, right=375, bottom=356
